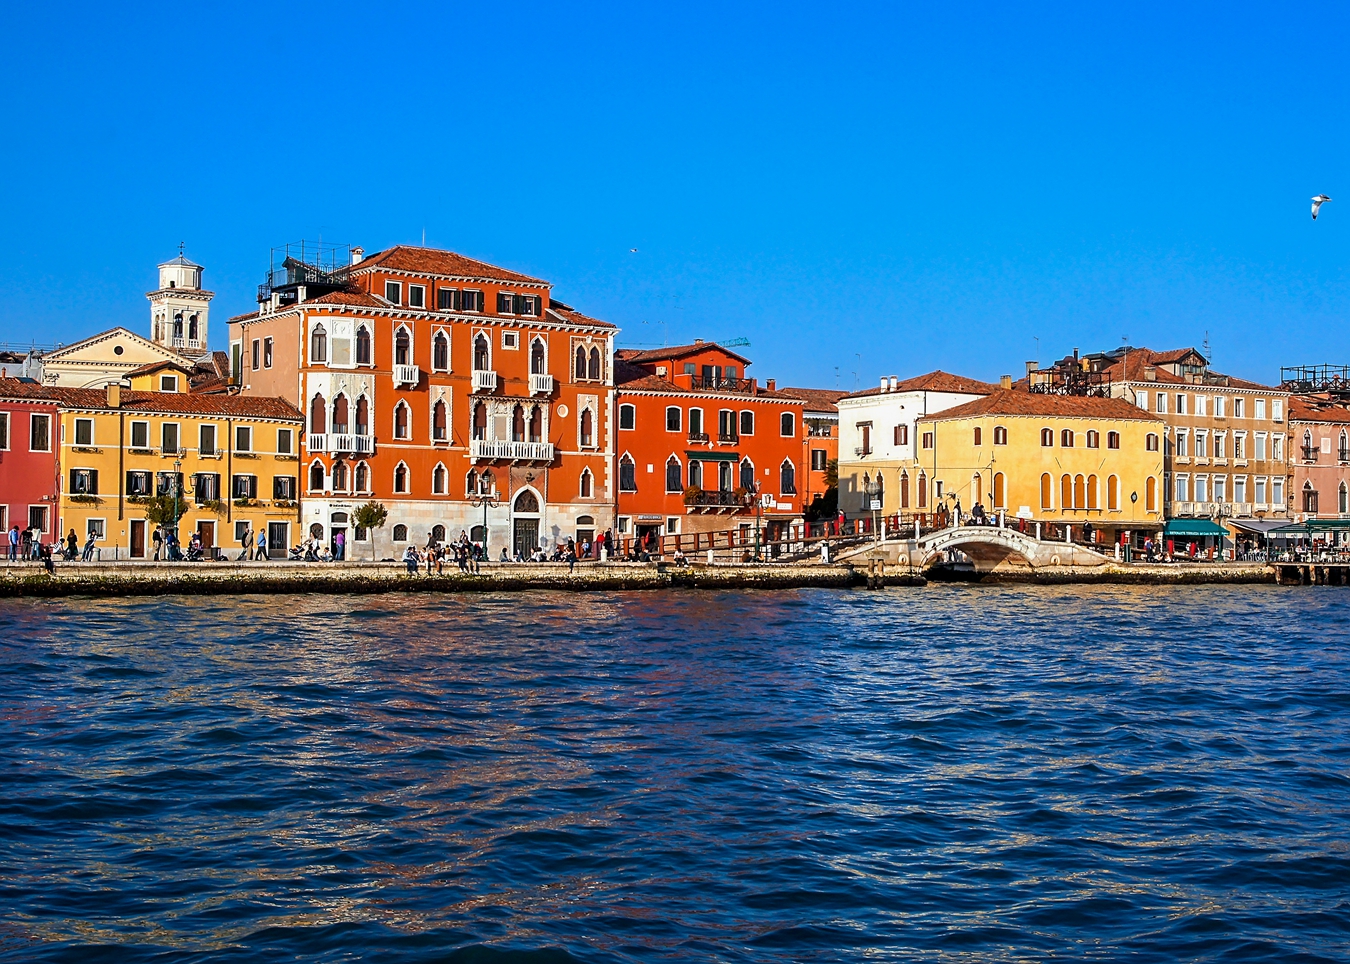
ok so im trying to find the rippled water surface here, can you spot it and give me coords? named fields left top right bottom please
left=1, top=585, right=1348, bottom=962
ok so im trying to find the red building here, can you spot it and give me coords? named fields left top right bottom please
left=0, top=384, right=60, bottom=546
left=613, top=341, right=805, bottom=553
left=778, top=387, right=846, bottom=519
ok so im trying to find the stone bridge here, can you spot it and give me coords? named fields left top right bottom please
left=838, top=525, right=1112, bottom=574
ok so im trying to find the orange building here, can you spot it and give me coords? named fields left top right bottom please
left=613, top=341, right=805, bottom=551
left=229, top=243, right=615, bottom=558
left=778, top=387, right=846, bottom=518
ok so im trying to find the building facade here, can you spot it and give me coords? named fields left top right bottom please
left=778, top=387, right=847, bottom=519
left=613, top=342, right=806, bottom=549
left=230, top=244, right=616, bottom=559
left=148, top=252, right=213, bottom=360
left=1288, top=395, right=1350, bottom=525
left=0, top=386, right=60, bottom=543
left=914, top=389, right=1166, bottom=545
left=836, top=371, right=998, bottom=523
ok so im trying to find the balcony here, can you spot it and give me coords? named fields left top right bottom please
left=529, top=372, right=554, bottom=395
left=690, top=375, right=755, bottom=393
left=330, top=433, right=374, bottom=455
left=308, top=433, right=327, bottom=452
left=718, top=432, right=739, bottom=445
left=684, top=489, right=748, bottom=514
left=688, top=432, right=710, bottom=444
left=394, top=364, right=421, bottom=387
left=473, top=369, right=498, bottom=393
left=469, top=439, right=554, bottom=462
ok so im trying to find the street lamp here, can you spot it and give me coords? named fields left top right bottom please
left=469, top=487, right=499, bottom=558
left=864, top=475, right=882, bottom=548
left=170, top=458, right=195, bottom=556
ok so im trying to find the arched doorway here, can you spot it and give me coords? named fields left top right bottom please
left=512, top=488, right=542, bottom=557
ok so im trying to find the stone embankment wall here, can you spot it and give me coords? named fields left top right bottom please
left=941, top=562, right=1277, bottom=585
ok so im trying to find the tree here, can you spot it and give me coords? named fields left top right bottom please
left=137, top=495, right=185, bottom=528
left=352, top=501, right=388, bottom=561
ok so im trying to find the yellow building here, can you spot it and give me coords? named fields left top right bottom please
left=908, top=389, right=1165, bottom=545
left=42, top=377, right=303, bottom=559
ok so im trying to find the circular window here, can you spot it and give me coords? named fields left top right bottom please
left=113, top=345, right=124, bottom=355
left=556, top=404, right=569, bottom=417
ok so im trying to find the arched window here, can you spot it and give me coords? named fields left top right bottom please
left=900, top=471, right=910, bottom=509
left=739, top=411, right=754, bottom=436
left=971, top=473, right=982, bottom=505
left=1340, top=430, right=1349, bottom=462
left=355, top=461, right=369, bottom=492
left=310, top=394, right=326, bottom=434
left=588, top=346, right=601, bottom=380
left=1041, top=428, right=1053, bottom=446
left=432, top=463, right=446, bottom=494
left=739, top=457, right=755, bottom=490
left=1107, top=431, right=1120, bottom=450
left=173, top=313, right=184, bottom=338
left=311, top=325, right=327, bottom=363
left=580, top=468, right=593, bottom=498
left=512, top=403, right=525, bottom=442
left=1041, top=473, right=1053, bottom=509
left=395, top=328, right=411, bottom=366
left=1086, top=474, right=1098, bottom=510
left=394, top=462, right=408, bottom=493
left=530, top=338, right=546, bottom=374
left=432, top=524, right=446, bottom=544
left=1303, top=481, right=1318, bottom=513
left=356, top=326, right=371, bottom=365
left=688, top=460, right=703, bottom=489
left=1073, top=474, right=1085, bottom=509
left=433, top=399, right=447, bottom=441
left=775, top=412, right=792, bottom=437
left=666, top=457, right=682, bottom=493
left=355, top=396, right=369, bottom=435
left=473, top=334, right=490, bottom=371
left=1303, top=429, right=1313, bottom=458
left=472, top=401, right=487, bottom=441
left=780, top=459, right=796, bottom=496
left=514, top=489, right=539, bottom=513
left=1340, top=482, right=1348, bottom=514
left=465, top=470, right=478, bottom=495
left=917, top=471, right=928, bottom=509
left=666, top=406, right=681, bottom=432
left=332, top=394, right=349, bottom=435
left=1086, top=430, right=1099, bottom=448
left=1107, top=474, right=1119, bottom=510
left=528, top=405, right=542, bottom=442
left=1061, top=474, right=1073, bottom=510
left=1146, top=476, right=1157, bottom=511
left=619, top=404, right=636, bottom=430
left=332, top=461, right=348, bottom=491
left=433, top=331, right=449, bottom=371
left=1146, top=433, right=1159, bottom=452
left=309, top=461, right=325, bottom=491
left=993, top=426, right=1008, bottom=445
left=1061, top=429, right=1074, bottom=448
left=973, top=427, right=983, bottom=446
left=580, top=408, right=594, bottom=447
left=717, top=461, right=732, bottom=492
left=393, top=524, right=408, bottom=542
left=992, top=472, right=1005, bottom=509
left=188, top=315, right=198, bottom=340
left=575, top=345, right=587, bottom=379
left=619, top=455, right=637, bottom=492
left=394, top=402, right=410, bottom=439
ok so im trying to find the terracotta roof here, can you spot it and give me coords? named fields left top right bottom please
left=843, top=370, right=999, bottom=399
left=352, top=246, right=547, bottom=285
left=619, top=342, right=753, bottom=366
left=1289, top=395, right=1350, bottom=424
left=776, top=387, right=848, bottom=413
left=614, top=360, right=802, bottom=401
left=125, top=359, right=194, bottom=378
left=0, top=378, right=301, bottom=419
left=545, top=305, right=616, bottom=330
left=305, top=289, right=390, bottom=308
left=1096, top=347, right=1280, bottom=392
left=920, top=388, right=1160, bottom=422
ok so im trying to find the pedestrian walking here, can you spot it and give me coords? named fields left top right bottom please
left=239, top=526, right=253, bottom=561
left=152, top=526, right=163, bottom=562
left=254, top=529, right=268, bottom=561
left=7, top=524, right=18, bottom=562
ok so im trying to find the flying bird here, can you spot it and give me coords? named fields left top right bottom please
left=629, top=248, right=639, bottom=253
left=1312, top=194, right=1332, bottom=220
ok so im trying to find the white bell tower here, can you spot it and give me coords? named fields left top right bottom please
left=147, top=245, right=214, bottom=360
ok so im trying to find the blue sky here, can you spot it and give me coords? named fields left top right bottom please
left=1, top=2, right=1345, bottom=389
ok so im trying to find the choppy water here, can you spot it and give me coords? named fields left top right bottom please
left=1, top=585, right=1348, bottom=963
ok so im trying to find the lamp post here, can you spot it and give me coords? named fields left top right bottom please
left=170, top=458, right=195, bottom=556
left=864, top=475, right=881, bottom=549
left=469, top=489, right=499, bottom=558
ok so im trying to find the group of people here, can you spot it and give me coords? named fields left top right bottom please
left=403, top=532, right=485, bottom=575
left=7, top=523, right=49, bottom=562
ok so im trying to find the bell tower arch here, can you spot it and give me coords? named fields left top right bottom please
left=147, top=245, right=213, bottom=359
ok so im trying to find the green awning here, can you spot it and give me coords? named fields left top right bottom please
left=686, top=451, right=741, bottom=463
left=1269, top=519, right=1350, bottom=535
left=1163, top=519, right=1229, bottom=538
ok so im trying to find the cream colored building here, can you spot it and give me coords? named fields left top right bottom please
left=36, top=327, right=196, bottom=389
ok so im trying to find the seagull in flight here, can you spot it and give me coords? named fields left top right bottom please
left=629, top=248, right=639, bottom=253
left=1312, top=194, right=1332, bottom=220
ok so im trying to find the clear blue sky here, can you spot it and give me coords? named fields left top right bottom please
left=2, top=2, right=1345, bottom=390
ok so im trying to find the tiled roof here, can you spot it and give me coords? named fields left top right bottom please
left=843, top=370, right=999, bottom=399
left=1289, top=395, right=1350, bottom=423
left=921, top=388, right=1159, bottom=422
left=619, top=342, right=753, bottom=366
left=1097, top=348, right=1280, bottom=392
left=0, top=378, right=301, bottom=419
left=305, top=289, right=390, bottom=308
left=545, top=305, right=616, bottom=330
left=352, top=245, right=547, bottom=285
left=125, top=359, right=194, bottom=377
left=614, top=360, right=802, bottom=401
left=776, top=387, right=848, bottom=413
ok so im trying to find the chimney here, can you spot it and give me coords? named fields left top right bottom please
left=880, top=376, right=889, bottom=392
left=351, top=246, right=365, bottom=266
left=296, top=285, right=307, bottom=304
left=889, top=375, right=899, bottom=391
left=1026, top=360, right=1038, bottom=377
left=1144, top=365, right=1157, bottom=382
left=106, top=381, right=121, bottom=408
left=1073, top=347, right=1079, bottom=361
left=694, top=338, right=704, bottom=345
left=766, top=378, right=776, bottom=392
left=1000, top=374, right=1012, bottom=390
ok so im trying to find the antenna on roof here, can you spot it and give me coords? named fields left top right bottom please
left=1203, top=330, right=1211, bottom=365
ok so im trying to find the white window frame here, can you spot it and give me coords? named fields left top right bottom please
left=1254, top=432, right=1267, bottom=460
left=1194, top=395, right=1207, bottom=417
left=1176, top=394, right=1187, bottom=416
left=431, top=328, right=451, bottom=372
left=1174, top=474, right=1189, bottom=502
left=618, top=403, right=636, bottom=431
left=665, top=406, right=682, bottom=432
left=1233, top=397, right=1245, bottom=418
left=1271, top=476, right=1284, bottom=507
left=86, top=517, right=105, bottom=540
left=160, top=375, right=178, bottom=392
left=1156, top=392, right=1167, bottom=414
left=384, top=280, right=402, bottom=305
left=407, top=283, right=426, bottom=309
left=277, top=428, right=293, bottom=455
left=1272, top=399, right=1284, bottom=421
left=0, top=412, right=8, bottom=451
left=501, top=331, right=519, bottom=350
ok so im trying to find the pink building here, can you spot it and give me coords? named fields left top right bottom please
left=0, top=383, right=60, bottom=547
left=1289, top=395, right=1350, bottom=526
